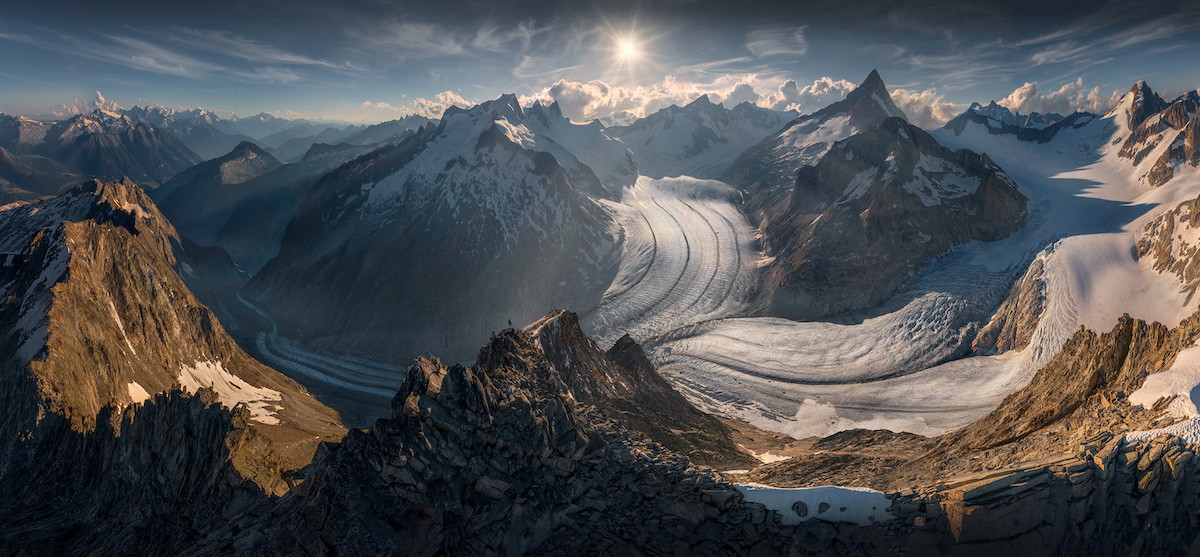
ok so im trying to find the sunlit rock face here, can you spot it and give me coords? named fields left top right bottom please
left=0, top=179, right=343, bottom=491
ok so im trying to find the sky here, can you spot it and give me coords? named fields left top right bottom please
left=2, top=0, right=1199, bottom=128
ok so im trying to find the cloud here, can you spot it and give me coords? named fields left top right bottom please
left=522, top=74, right=858, bottom=125
left=354, top=21, right=466, bottom=59
left=746, top=25, right=808, bottom=58
left=169, top=28, right=348, bottom=70
left=471, top=20, right=549, bottom=53
left=361, top=101, right=397, bottom=110
left=521, top=75, right=761, bottom=125
left=889, top=88, right=964, bottom=129
left=407, top=91, right=470, bottom=118
left=763, top=77, right=855, bottom=113
left=999, top=78, right=1121, bottom=116
left=53, top=91, right=123, bottom=118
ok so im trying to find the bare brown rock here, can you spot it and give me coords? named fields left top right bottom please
left=972, top=257, right=1046, bottom=355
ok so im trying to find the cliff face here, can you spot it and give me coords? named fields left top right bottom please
left=971, top=257, right=1047, bottom=355
left=0, top=180, right=344, bottom=491
left=0, top=391, right=280, bottom=556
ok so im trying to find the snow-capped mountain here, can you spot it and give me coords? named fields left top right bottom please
left=969, top=101, right=1064, bottom=130
left=244, top=94, right=624, bottom=363
left=338, top=115, right=435, bottom=146
left=123, top=105, right=258, bottom=160
left=2, top=110, right=202, bottom=191
left=608, top=95, right=795, bottom=179
left=723, top=70, right=908, bottom=223
left=524, top=100, right=638, bottom=194
left=0, top=114, right=50, bottom=153
left=1113, top=81, right=1200, bottom=187
left=941, top=106, right=1096, bottom=144
left=760, top=117, right=1027, bottom=318
left=229, top=112, right=298, bottom=140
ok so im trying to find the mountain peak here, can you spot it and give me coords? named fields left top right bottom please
left=231, top=140, right=264, bottom=154
left=825, top=69, right=906, bottom=123
left=686, top=94, right=716, bottom=109
left=859, top=69, right=886, bottom=92
left=1126, top=79, right=1166, bottom=129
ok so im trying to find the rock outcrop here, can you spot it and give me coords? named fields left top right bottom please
left=527, top=309, right=755, bottom=468
left=1111, top=81, right=1200, bottom=187
left=1137, top=194, right=1200, bottom=302
left=972, top=257, right=1047, bottom=355
left=759, top=117, right=1027, bottom=319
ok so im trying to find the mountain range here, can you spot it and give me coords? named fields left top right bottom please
left=3, top=68, right=1200, bottom=556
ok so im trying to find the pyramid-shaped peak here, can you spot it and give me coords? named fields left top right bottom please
left=858, top=69, right=886, bottom=92
left=686, top=94, right=716, bottom=108
left=231, top=140, right=265, bottom=154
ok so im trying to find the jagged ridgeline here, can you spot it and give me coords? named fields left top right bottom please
left=0, top=179, right=344, bottom=552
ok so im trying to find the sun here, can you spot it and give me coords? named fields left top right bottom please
left=618, top=38, right=641, bottom=61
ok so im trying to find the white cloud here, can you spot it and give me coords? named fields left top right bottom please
left=890, top=88, right=964, bottom=129
left=999, top=78, right=1121, bottom=116
left=53, top=91, right=123, bottom=118
left=521, top=74, right=865, bottom=125
left=408, top=91, right=470, bottom=118
left=355, top=21, right=466, bottom=59
left=746, top=26, right=809, bottom=58
left=763, top=77, right=856, bottom=113
left=521, top=75, right=773, bottom=125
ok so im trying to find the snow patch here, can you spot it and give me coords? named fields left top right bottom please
left=177, top=361, right=283, bottom=425
left=127, top=381, right=151, bottom=404
left=736, top=483, right=894, bottom=526
left=1126, top=343, right=1200, bottom=444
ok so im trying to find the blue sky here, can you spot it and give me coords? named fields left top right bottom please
left=1, top=0, right=1198, bottom=126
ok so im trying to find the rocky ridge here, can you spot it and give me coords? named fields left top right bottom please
left=0, top=179, right=344, bottom=490
left=1113, top=81, right=1200, bottom=187
left=526, top=309, right=755, bottom=468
